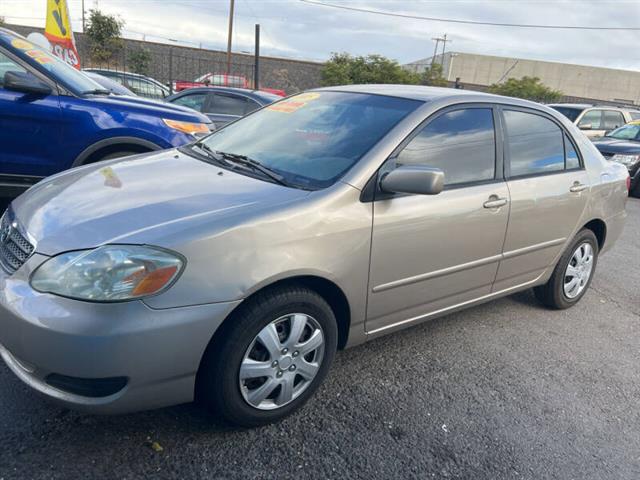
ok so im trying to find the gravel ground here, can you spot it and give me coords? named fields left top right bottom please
left=0, top=199, right=638, bottom=480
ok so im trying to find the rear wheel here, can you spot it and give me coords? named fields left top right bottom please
left=534, top=229, right=599, bottom=309
left=197, top=286, right=337, bottom=427
left=631, top=179, right=640, bottom=198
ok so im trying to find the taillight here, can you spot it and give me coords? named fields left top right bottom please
left=626, top=174, right=631, bottom=191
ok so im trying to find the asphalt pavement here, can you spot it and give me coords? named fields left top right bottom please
left=0, top=199, right=638, bottom=480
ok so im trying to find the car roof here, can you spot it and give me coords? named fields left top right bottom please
left=168, top=86, right=279, bottom=103
left=548, top=103, right=592, bottom=109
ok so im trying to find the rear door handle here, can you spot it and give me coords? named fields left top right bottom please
left=569, top=182, right=588, bottom=193
left=483, top=196, right=508, bottom=209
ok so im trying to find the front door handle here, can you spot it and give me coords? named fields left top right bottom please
left=569, top=182, right=588, bottom=193
left=483, top=196, right=508, bottom=209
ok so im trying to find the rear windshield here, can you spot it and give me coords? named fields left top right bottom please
left=549, top=106, right=584, bottom=122
left=200, top=91, right=422, bottom=189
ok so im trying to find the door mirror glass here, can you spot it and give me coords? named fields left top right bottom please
left=578, top=122, right=592, bottom=130
left=3, top=71, right=51, bottom=95
left=380, top=165, right=444, bottom=195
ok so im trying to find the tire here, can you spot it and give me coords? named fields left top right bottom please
left=631, top=179, right=640, bottom=198
left=534, top=229, right=599, bottom=309
left=197, top=285, right=338, bottom=427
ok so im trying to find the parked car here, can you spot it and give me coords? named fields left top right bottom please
left=549, top=103, right=640, bottom=138
left=0, top=28, right=211, bottom=197
left=592, top=120, right=640, bottom=197
left=83, top=70, right=136, bottom=96
left=83, top=68, right=170, bottom=99
left=166, top=86, right=280, bottom=128
left=0, top=86, right=629, bottom=427
left=174, top=74, right=286, bottom=97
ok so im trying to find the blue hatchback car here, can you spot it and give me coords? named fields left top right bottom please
left=0, top=28, right=211, bottom=197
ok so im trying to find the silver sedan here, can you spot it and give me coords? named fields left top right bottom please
left=0, top=85, right=629, bottom=427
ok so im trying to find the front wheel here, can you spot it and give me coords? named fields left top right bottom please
left=534, top=229, right=599, bottom=309
left=197, top=286, right=337, bottom=427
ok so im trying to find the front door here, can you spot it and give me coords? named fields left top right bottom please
left=366, top=106, right=510, bottom=335
left=0, top=49, right=62, bottom=181
left=493, top=107, right=590, bottom=291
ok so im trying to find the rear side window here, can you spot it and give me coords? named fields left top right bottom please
left=209, top=94, right=248, bottom=116
left=564, top=134, right=580, bottom=170
left=504, top=110, right=580, bottom=177
left=396, top=108, right=496, bottom=186
left=504, top=110, right=564, bottom=176
left=603, top=111, right=624, bottom=131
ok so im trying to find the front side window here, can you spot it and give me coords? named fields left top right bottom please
left=172, top=93, right=206, bottom=111
left=504, top=110, right=565, bottom=176
left=395, top=108, right=496, bottom=186
left=603, top=111, right=625, bottom=131
left=0, top=52, right=26, bottom=87
left=200, top=91, right=422, bottom=189
left=578, top=110, right=603, bottom=130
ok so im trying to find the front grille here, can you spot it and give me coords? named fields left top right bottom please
left=0, top=210, right=34, bottom=274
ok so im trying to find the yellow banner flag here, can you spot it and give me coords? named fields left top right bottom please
left=44, top=0, right=81, bottom=69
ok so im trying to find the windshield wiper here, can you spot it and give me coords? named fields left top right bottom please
left=215, top=150, right=288, bottom=186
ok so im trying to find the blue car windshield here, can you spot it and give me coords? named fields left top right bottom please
left=2, top=32, right=104, bottom=94
left=200, top=91, right=422, bottom=189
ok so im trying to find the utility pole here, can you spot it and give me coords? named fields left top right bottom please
left=254, top=24, right=260, bottom=90
left=430, top=37, right=440, bottom=67
left=226, top=0, right=235, bottom=76
left=440, top=33, right=450, bottom=66
left=81, top=0, right=86, bottom=32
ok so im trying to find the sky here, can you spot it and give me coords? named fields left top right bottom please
left=1, top=0, right=639, bottom=70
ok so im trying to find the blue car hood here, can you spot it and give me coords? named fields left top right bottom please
left=592, top=137, right=640, bottom=154
left=12, top=149, right=309, bottom=255
left=86, top=94, right=211, bottom=124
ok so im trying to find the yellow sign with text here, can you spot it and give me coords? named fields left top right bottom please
left=45, top=0, right=81, bottom=69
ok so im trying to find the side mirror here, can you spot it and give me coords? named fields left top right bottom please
left=4, top=71, right=52, bottom=95
left=578, top=122, right=592, bottom=130
left=380, top=165, right=444, bottom=196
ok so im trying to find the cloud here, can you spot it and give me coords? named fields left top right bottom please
left=1, top=0, right=638, bottom=69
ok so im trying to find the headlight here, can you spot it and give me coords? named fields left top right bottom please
left=163, top=118, right=210, bottom=136
left=31, top=245, right=184, bottom=302
left=610, top=154, right=640, bottom=168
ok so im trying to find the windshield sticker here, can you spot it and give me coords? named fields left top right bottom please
left=11, top=38, right=35, bottom=50
left=268, top=92, right=321, bottom=113
left=25, top=49, right=54, bottom=65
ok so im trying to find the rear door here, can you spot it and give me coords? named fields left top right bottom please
left=366, top=105, right=510, bottom=335
left=494, top=107, right=589, bottom=292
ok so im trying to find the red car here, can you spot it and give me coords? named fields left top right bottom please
left=174, top=73, right=286, bottom=97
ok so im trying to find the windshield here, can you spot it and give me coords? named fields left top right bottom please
left=199, top=91, right=422, bottom=189
left=2, top=32, right=103, bottom=94
left=550, top=106, right=584, bottom=122
left=606, top=124, right=640, bottom=141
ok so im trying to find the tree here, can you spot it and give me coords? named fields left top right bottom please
left=85, top=9, right=124, bottom=63
left=421, top=63, right=448, bottom=87
left=128, top=47, right=152, bottom=75
left=488, top=76, right=562, bottom=103
left=321, top=53, right=421, bottom=86
left=0, top=16, right=5, bottom=27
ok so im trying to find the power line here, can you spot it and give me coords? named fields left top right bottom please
left=298, top=0, right=640, bottom=31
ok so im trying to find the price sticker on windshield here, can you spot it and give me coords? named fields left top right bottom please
left=268, top=92, right=321, bottom=113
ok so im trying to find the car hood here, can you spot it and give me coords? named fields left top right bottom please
left=86, top=94, right=211, bottom=124
left=12, top=149, right=310, bottom=255
left=592, top=137, right=640, bottom=154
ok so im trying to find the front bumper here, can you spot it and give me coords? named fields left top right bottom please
left=0, top=254, right=240, bottom=414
